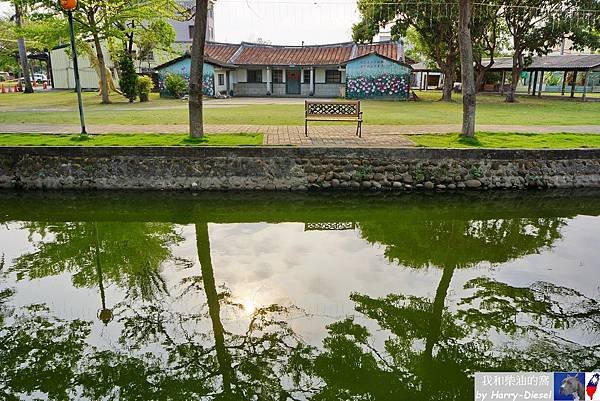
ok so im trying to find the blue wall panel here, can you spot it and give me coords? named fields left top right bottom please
left=346, top=54, right=412, bottom=100
left=157, top=58, right=215, bottom=97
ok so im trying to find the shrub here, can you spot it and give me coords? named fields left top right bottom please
left=117, top=52, right=138, bottom=102
left=137, top=75, right=154, bottom=102
left=164, top=73, right=187, bottom=98
left=544, top=73, right=561, bottom=86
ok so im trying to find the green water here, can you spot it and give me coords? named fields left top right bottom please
left=0, top=190, right=599, bottom=400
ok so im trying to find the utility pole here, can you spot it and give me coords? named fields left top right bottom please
left=60, top=0, right=87, bottom=135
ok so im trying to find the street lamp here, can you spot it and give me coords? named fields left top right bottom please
left=60, top=0, right=87, bottom=135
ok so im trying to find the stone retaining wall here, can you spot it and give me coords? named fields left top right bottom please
left=0, top=147, right=599, bottom=191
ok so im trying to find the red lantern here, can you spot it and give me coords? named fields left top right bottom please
left=59, top=0, right=77, bottom=11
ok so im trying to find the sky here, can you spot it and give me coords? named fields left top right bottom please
left=212, top=0, right=361, bottom=44
left=0, top=0, right=362, bottom=45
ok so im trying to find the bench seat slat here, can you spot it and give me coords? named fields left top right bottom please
left=306, top=117, right=362, bottom=121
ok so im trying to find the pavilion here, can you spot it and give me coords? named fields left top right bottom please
left=488, top=54, right=600, bottom=101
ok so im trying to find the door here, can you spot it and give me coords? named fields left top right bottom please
left=286, top=69, right=301, bottom=95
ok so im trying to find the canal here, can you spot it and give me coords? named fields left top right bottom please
left=1, top=190, right=599, bottom=400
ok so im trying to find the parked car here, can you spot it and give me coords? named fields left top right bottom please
left=34, top=73, right=48, bottom=84
left=18, top=74, right=48, bottom=85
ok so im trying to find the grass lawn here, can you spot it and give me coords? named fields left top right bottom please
left=0, top=133, right=264, bottom=146
left=0, top=90, right=599, bottom=126
left=411, top=132, right=600, bottom=149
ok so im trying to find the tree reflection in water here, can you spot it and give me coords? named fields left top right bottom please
left=1, top=193, right=599, bottom=400
left=12, top=221, right=183, bottom=302
left=1, top=220, right=317, bottom=400
left=311, top=216, right=599, bottom=400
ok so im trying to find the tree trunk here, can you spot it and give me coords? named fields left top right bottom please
left=195, top=222, right=234, bottom=395
left=189, top=0, right=209, bottom=138
left=458, top=0, right=476, bottom=138
left=475, top=66, right=486, bottom=93
left=14, top=4, right=33, bottom=94
left=505, top=52, right=522, bottom=103
left=424, top=265, right=456, bottom=360
left=86, top=11, right=110, bottom=104
left=440, top=66, right=455, bottom=102
left=505, top=68, right=521, bottom=103
left=92, top=35, right=110, bottom=104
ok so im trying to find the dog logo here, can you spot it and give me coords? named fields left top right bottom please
left=587, top=373, right=600, bottom=400
left=555, top=373, right=586, bottom=401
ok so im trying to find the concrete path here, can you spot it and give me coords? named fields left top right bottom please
left=2, top=123, right=600, bottom=147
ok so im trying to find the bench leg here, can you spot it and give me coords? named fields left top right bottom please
left=356, top=121, right=362, bottom=138
left=305, top=119, right=308, bottom=137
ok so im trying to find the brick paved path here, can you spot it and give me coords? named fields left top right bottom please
left=3, top=123, right=600, bottom=147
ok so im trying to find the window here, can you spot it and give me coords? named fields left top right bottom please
left=218, top=73, right=225, bottom=86
left=325, top=69, right=342, bottom=83
left=303, top=69, right=311, bottom=83
left=247, top=69, right=262, bottom=83
left=272, top=69, right=283, bottom=83
left=141, top=51, right=154, bottom=62
left=188, top=25, right=194, bottom=39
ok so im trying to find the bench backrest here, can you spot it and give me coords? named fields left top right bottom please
left=305, top=100, right=360, bottom=117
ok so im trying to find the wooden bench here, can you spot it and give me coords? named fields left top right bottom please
left=305, top=100, right=363, bottom=138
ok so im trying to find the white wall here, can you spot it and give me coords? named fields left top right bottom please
left=50, top=46, right=117, bottom=90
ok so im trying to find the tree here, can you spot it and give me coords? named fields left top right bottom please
left=12, top=1, right=34, bottom=93
left=503, top=0, right=578, bottom=102
left=471, top=1, right=507, bottom=90
left=353, top=0, right=460, bottom=102
left=133, top=20, right=176, bottom=70
left=44, top=0, right=179, bottom=104
left=0, top=20, right=19, bottom=73
left=458, top=0, right=476, bottom=137
left=117, top=51, right=137, bottom=102
left=112, top=1, right=180, bottom=55
left=189, top=0, right=210, bottom=138
left=568, top=0, right=600, bottom=53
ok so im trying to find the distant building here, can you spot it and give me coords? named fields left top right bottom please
left=155, top=40, right=413, bottom=99
left=169, top=0, right=216, bottom=50
left=550, top=37, right=595, bottom=56
left=50, top=0, right=216, bottom=90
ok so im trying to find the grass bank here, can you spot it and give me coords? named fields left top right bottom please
left=0, top=133, right=264, bottom=146
left=1, top=91, right=599, bottom=126
left=411, top=132, right=600, bottom=149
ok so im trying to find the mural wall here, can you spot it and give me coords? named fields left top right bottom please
left=157, top=58, right=215, bottom=97
left=346, top=54, right=412, bottom=100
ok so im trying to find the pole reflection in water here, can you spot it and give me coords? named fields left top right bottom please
left=94, top=222, right=113, bottom=325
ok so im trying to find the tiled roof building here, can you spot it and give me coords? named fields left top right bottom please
left=201, top=40, right=412, bottom=66
left=156, top=40, right=414, bottom=99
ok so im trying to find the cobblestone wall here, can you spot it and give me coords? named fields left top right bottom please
left=1, top=147, right=599, bottom=191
